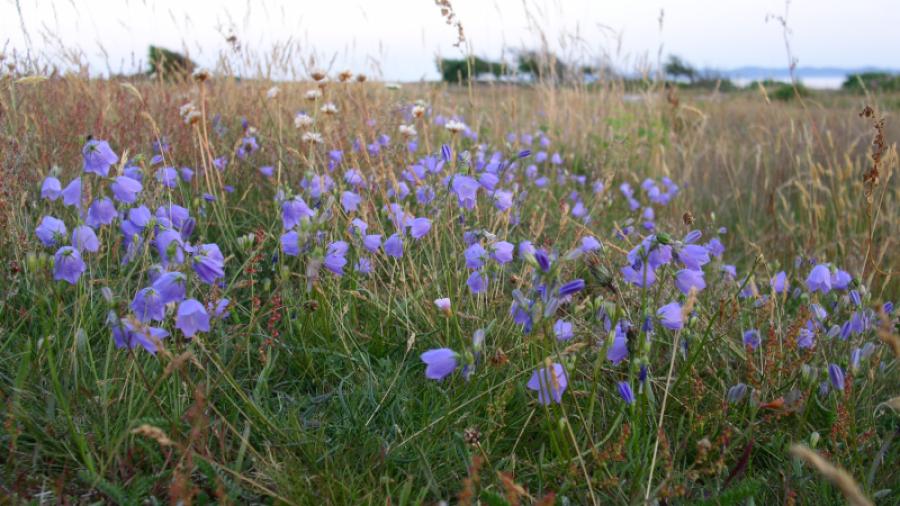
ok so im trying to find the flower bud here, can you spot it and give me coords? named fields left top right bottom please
left=75, top=328, right=88, bottom=351
left=655, top=232, right=673, bottom=245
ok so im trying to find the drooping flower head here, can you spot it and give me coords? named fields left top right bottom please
left=467, top=270, right=487, bottom=294
left=580, top=236, right=602, bottom=253
left=727, top=383, right=748, bottom=404
left=282, top=196, right=315, bottom=230
left=62, top=178, right=82, bottom=207
left=553, top=319, right=574, bottom=341
left=526, top=363, right=568, bottom=405
left=676, top=244, right=710, bottom=271
left=384, top=233, right=404, bottom=258
left=176, top=299, right=210, bottom=338
left=607, top=321, right=630, bottom=364
left=657, top=302, right=683, bottom=331
left=770, top=271, right=788, bottom=293
left=86, top=198, right=117, bottom=228
left=675, top=269, right=706, bottom=294
left=451, top=174, right=479, bottom=209
left=82, top=139, right=118, bottom=177
left=36, top=216, right=67, bottom=247
left=420, top=348, right=457, bottom=380
left=111, top=317, right=168, bottom=355
left=192, top=243, right=225, bottom=285
left=155, top=167, right=179, bottom=188
left=742, top=329, right=761, bottom=350
left=409, top=217, right=432, bottom=240
left=324, top=241, right=349, bottom=276
left=341, top=191, right=361, bottom=213
left=464, top=243, right=486, bottom=269
left=621, top=264, right=656, bottom=287
left=363, top=234, right=382, bottom=253
left=53, top=246, right=86, bottom=284
left=831, top=269, right=852, bottom=291
left=491, top=241, right=514, bottom=264
left=281, top=231, right=300, bottom=257
left=806, top=264, right=832, bottom=294
left=71, top=225, right=100, bottom=253
left=151, top=271, right=187, bottom=304
left=131, top=287, right=165, bottom=323
left=41, top=176, right=62, bottom=200
left=110, top=176, right=143, bottom=203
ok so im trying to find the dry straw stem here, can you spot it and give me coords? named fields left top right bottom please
left=789, top=444, right=873, bottom=506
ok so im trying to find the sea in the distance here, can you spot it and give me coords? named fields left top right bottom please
left=732, top=76, right=846, bottom=90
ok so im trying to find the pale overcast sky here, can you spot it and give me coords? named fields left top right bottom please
left=1, top=0, right=898, bottom=80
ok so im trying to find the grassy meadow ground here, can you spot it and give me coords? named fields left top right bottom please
left=0, top=72, right=898, bottom=504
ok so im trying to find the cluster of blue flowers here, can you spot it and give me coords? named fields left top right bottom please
left=38, top=139, right=228, bottom=354
left=32, top=103, right=893, bottom=415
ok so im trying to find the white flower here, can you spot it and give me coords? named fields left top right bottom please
left=320, top=102, right=338, bottom=115
left=445, top=120, right=467, bottom=133
left=398, top=124, right=417, bottom=137
left=266, top=86, right=280, bottom=99
left=301, top=132, right=323, bottom=144
left=305, top=89, right=322, bottom=101
left=294, top=112, right=314, bottom=129
left=411, top=104, right=426, bottom=118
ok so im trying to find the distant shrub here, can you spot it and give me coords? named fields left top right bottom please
left=437, top=57, right=506, bottom=83
left=745, top=79, right=785, bottom=89
left=676, top=78, right=737, bottom=92
left=771, top=82, right=810, bottom=101
left=147, top=46, right=196, bottom=80
left=842, top=72, right=900, bottom=93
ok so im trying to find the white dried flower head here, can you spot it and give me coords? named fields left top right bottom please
left=301, top=131, right=324, bottom=144
left=294, top=112, right=314, bottom=129
left=338, top=70, right=353, bottom=82
left=305, top=89, right=322, bottom=101
left=320, top=102, right=338, bottom=115
left=411, top=104, right=426, bottom=118
left=266, top=86, right=280, bottom=99
left=179, top=101, right=196, bottom=117
left=445, top=120, right=467, bottom=134
left=179, top=102, right=201, bottom=125
left=398, top=124, right=417, bottom=138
